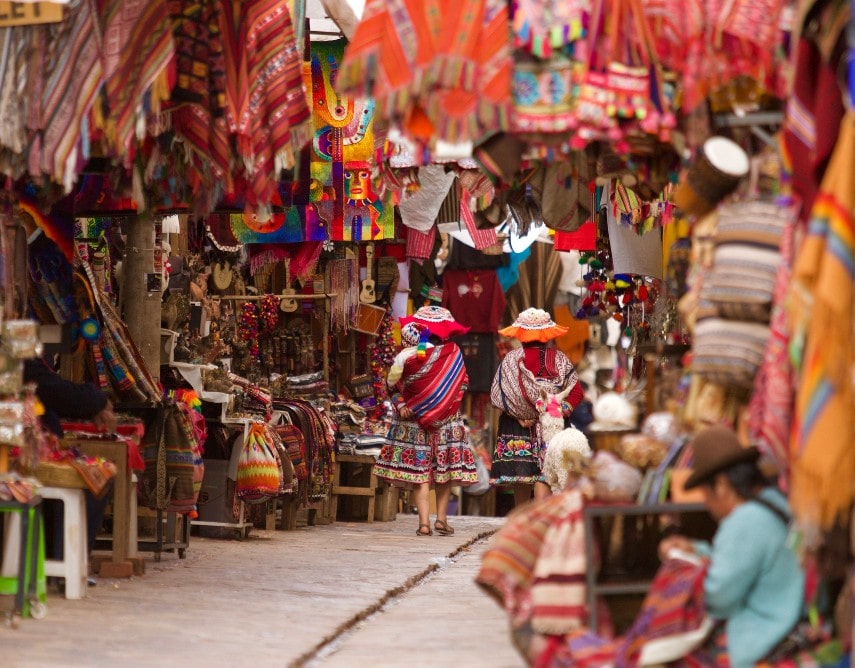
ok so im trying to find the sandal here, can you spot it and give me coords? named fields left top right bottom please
left=416, top=524, right=433, bottom=536
left=434, top=520, right=454, bottom=536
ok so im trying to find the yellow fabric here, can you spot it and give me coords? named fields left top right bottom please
left=662, top=215, right=690, bottom=276
left=788, top=111, right=855, bottom=533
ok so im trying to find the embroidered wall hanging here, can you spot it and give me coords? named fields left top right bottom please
left=303, top=39, right=393, bottom=241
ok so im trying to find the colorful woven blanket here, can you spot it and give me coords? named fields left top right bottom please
left=401, top=342, right=467, bottom=429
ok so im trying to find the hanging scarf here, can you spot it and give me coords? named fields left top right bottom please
left=167, top=0, right=231, bottom=187
left=400, top=342, right=468, bottom=429
left=28, top=0, right=103, bottom=192
left=337, top=0, right=513, bottom=144
left=220, top=0, right=310, bottom=210
left=100, top=0, right=174, bottom=159
left=491, top=347, right=578, bottom=421
left=789, top=111, right=855, bottom=534
left=748, top=218, right=796, bottom=486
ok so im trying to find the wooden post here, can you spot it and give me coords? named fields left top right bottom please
left=122, top=215, right=161, bottom=378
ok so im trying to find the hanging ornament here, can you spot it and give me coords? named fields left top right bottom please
left=259, top=294, right=280, bottom=333
left=80, top=318, right=101, bottom=342
left=238, top=302, right=260, bottom=360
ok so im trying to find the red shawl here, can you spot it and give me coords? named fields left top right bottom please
left=400, top=343, right=467, bottom=429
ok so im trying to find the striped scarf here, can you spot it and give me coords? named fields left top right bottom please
left=220, top=0, right=310, bottom=210
left=401, top=342, right=468, bottom=429
left=789, top=110, right=855, bottom=534
left=476, top=487, right=588, bottom=636
left=101, top=0, right=174, bottom=159
left=27, top=0, right=103, bottom=192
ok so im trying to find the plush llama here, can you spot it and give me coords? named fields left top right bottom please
left=535, top=385, right=573, bottom=447
left=543, top=427, right=593, bottom=492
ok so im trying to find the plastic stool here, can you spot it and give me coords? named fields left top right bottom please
left=0, top=501, right=47, bottom=620
left=40, top=487, right=88, bottom=600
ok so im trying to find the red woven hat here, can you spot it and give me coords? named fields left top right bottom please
left=498, top=308, right=569, bottom=343
left=400, top=306, right=469, bottom=341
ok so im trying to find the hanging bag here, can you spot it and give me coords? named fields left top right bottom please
left=236, top=423, right=281, bottom=503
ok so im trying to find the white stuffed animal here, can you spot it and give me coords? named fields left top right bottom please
left=535, top=385, right=573, bottom=448
left=543, top=427, right=593, bottom=493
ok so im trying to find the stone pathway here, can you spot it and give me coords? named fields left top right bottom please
left=1, top=515, right=523, bottom=668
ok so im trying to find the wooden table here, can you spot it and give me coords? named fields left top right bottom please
left=64, top=437, right=136, bottom=571
left=331, top=454, right=397, bottom=523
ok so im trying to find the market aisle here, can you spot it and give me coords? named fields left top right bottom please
left=1, top=515, right=516, bottom=668
left=313, top=530, right=521, bottom=668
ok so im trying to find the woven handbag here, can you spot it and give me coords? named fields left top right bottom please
left=236, top=423, right=281, bottom=503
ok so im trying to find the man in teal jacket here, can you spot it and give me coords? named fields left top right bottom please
left=660, top=426, right=805, bottom=667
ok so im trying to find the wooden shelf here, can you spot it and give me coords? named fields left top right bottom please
left=218, top=293, right=336, bottom=301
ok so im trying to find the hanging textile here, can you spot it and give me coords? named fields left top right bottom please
left=336, top=0, right=513, bottom=145
left=220, top=0, right=310, bottom=212
left=302, top=38, right=393, bottom=241
left=166, top=0, right=231, bottom=191
left=27, top=0, right=103, bottom=192
left=504, top=241, right=563, bottom=326
left=100, top=0, right=174, bottom=158
left=789, top=111, right=855, bottom=534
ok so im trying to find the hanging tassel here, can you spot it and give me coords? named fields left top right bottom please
left=417, top=327, right=431, bottom=359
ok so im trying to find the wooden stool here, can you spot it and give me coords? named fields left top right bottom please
left=331, top=454, right=387, bottom=522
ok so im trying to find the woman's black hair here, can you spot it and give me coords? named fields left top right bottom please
left=702, top=460, right=767, bottom=499
left=428, top=334, right=443, bottom=346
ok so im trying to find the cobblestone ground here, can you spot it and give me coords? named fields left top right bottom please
left=1, top=515, right=524, bottom=668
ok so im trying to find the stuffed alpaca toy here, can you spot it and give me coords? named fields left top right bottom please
left=535, top=385, right=573, bottom=447
left=543, top=427, right=593, bottom=492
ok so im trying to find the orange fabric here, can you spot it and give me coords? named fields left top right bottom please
left=552, top=306, right=590, bottom=364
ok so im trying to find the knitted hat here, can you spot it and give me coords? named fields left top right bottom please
left=401, top=322, right=427, bottom=346
left=400, top=305, right=469, bottom=341
left=499, top=308, right=569, bottom=343
left=684, top=426, right=759, bottom=490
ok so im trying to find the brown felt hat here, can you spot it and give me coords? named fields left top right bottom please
left=684, top=425, right=759, bottom=490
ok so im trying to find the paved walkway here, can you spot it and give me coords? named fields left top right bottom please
left=2, top=515, right=523, bottom=668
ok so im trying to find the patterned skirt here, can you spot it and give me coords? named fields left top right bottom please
left=373, top=413, right=478, bottom=487
left=490, top=412, right=545, bottom=485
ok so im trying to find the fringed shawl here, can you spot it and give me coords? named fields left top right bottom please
left=476, top=487, right=588, bottom=635
left=400, top=342, right=467, bottom=429
left=491, top=347, right=578, bottom=421
left=220, top=0, right=310, bottom=210
left=336, top=0, right=512, bottom=144
left=788, top=110, right=855, bottom=534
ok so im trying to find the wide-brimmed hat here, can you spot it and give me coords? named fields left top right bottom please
left=498, top=308, right=569, bottom=343
left=684, top=425, right=760, bottom=489
left=400, top=305, right=469, bottom=341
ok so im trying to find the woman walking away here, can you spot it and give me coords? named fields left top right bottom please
left=490, top=308, right=584, bottom=508
left=374, top=306, right=478, bottom=536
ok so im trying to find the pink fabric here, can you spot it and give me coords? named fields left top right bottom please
left=748, top=217, right=796, bottom=485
